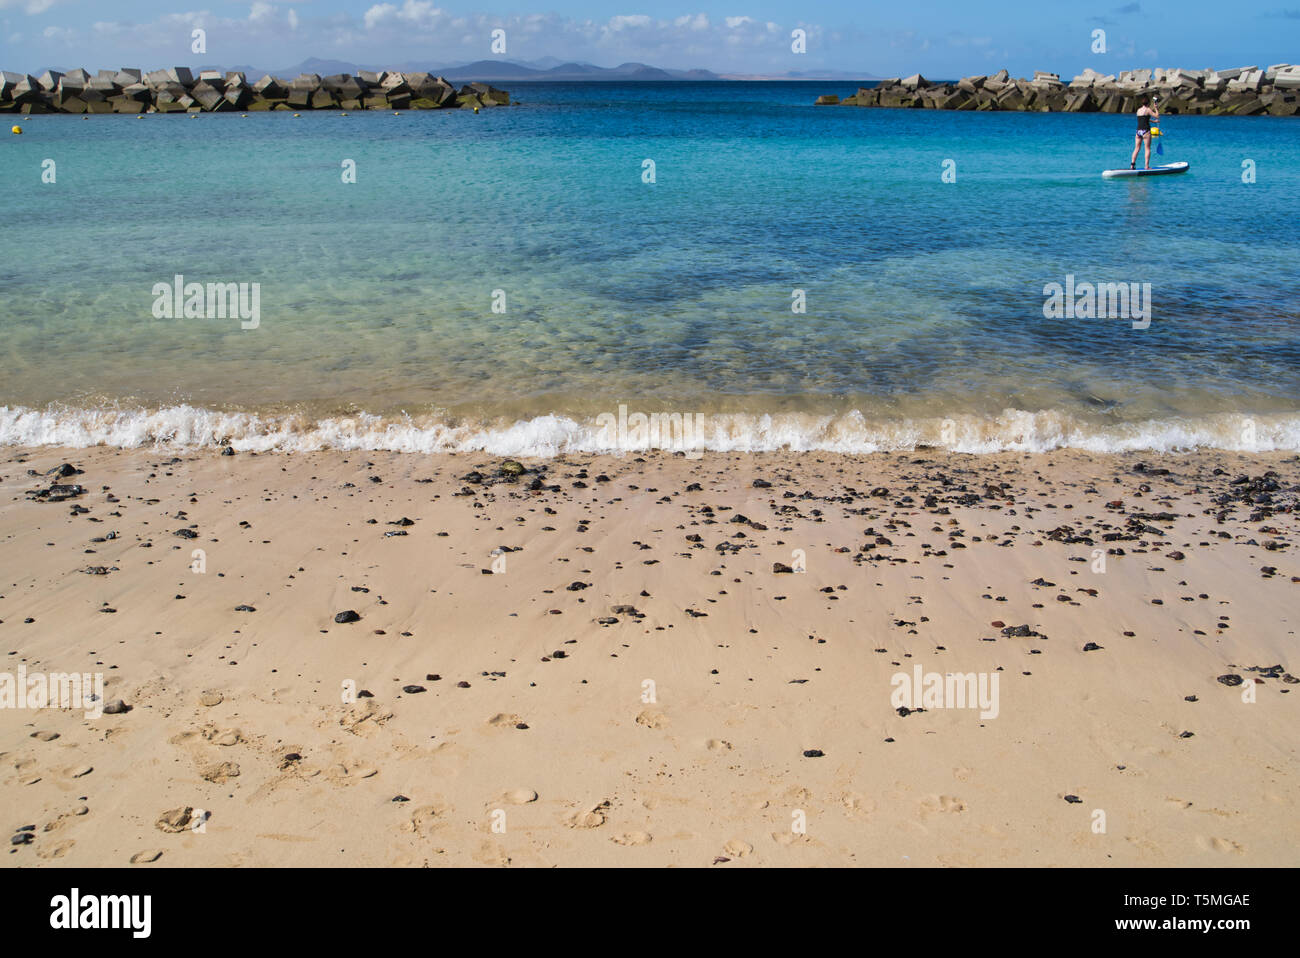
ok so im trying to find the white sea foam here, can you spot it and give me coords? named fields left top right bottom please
left=2, top=404, right=1298, bottom=456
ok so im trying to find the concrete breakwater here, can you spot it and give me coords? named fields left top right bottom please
left=816, top=65, right=1300, bottom=116
left=0, top=67, right=510, bottom=114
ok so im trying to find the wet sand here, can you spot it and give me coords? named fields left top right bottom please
left=1, top=444, right=1296, bottom=866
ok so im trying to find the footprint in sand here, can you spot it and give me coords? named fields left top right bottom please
left=200, top=761, right=240, bottom=784
left=10, top=754, right=37, bottom=772
left=36, top=840, right=75, bottom=860
left=724, top=838, right=753, bottom=858
left=337, top=700, right=393, bottom=737
left=399, top=803, right=448, bottom=836
left=30, top=731, right=59, bottom=742
left=565, top=800, right=611, bottom=829
left=783, top=785, right=811, bottom=804
left=705, top=738, right=733, bottom=752
left=501, top=788, right=538, bottom=805
left=837, top=792, right=876, bottom=818
left=43, top=805, right=89, bottom=832
left=918, top=794, right=967, bottom=816
left=487, top=713, right=524, bottom=728
left=953, top=766, right=973, bottom=783
left=130, top=849, right=163, bottom=864
left=156, top=806, right=198, bottom=833
left=1196, top=835, right=1245, bottom=855
left=472, top=841, right=511, bottom=866
left=635, top=709, right=668, bottom=729
left=324, top=762, right=378, bottom=785
left=1124, top=835, right=1162, bottom=859
left=611, top=831, right=652, bottom=846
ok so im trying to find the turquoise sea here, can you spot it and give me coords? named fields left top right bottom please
left=2, top=81, right=1298, bottom=454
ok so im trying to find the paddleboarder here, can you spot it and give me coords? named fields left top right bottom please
left=1129, top=95, right=1160, bottom=170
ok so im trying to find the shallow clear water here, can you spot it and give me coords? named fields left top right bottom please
left=2, top=82, right=1298, bottom=453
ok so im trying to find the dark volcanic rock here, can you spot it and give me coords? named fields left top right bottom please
left=27, top=483, right=86, bottom=503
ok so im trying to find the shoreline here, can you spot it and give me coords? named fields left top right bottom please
left=4, top=402, right=1300, bottom=457
left=2, top=443, right=1295, bottom=866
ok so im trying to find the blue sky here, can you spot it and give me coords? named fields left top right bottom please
left=1, top=1, right=1295, bottom=76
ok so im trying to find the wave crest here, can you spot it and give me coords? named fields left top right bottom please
left=2, top=404, right=1298, bottom=455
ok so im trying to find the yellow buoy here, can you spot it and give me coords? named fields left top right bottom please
left=11, top=125, right=21, bottom=135
left=340, top=112, right=348, bottom=117
left=293, top=113, right=301, bottom=117
left=393, top=111, right=400, bottom=116
left=241, top=113, right=248, bottom=118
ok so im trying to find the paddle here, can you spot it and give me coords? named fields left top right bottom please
left=1152, top=94, right=1164, bottom=156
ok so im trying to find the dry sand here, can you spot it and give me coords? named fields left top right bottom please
left=1, top=444, right=1296, bottom=867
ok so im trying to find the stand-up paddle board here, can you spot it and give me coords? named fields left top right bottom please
left=1102, top=161, right=1189, bottom=179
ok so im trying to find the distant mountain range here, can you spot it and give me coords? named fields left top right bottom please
left=162, top=57, right=879, bottom=83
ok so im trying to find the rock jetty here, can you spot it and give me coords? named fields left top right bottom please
left=0, top=67, right=510, bottom=114
left=817, top=65, right=1300, bottom=116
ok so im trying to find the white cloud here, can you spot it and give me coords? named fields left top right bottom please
left=363, top=0, right=442, bottom=30
left=288, top=8, right=298, bottom=30
left=0, top=0, right=58, bottom=15
left=607, top=15, right=651, bottom=31
left=362, top=3, right=394, bottom=30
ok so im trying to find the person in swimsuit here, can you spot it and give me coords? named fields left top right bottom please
left=1130, top=96, right=1159, bottom=170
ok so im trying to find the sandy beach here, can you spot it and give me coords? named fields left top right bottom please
left=1, top=443, right=1295, bottom=867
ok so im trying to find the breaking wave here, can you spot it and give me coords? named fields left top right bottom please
left=2, top=404, right=1299, bottom=456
